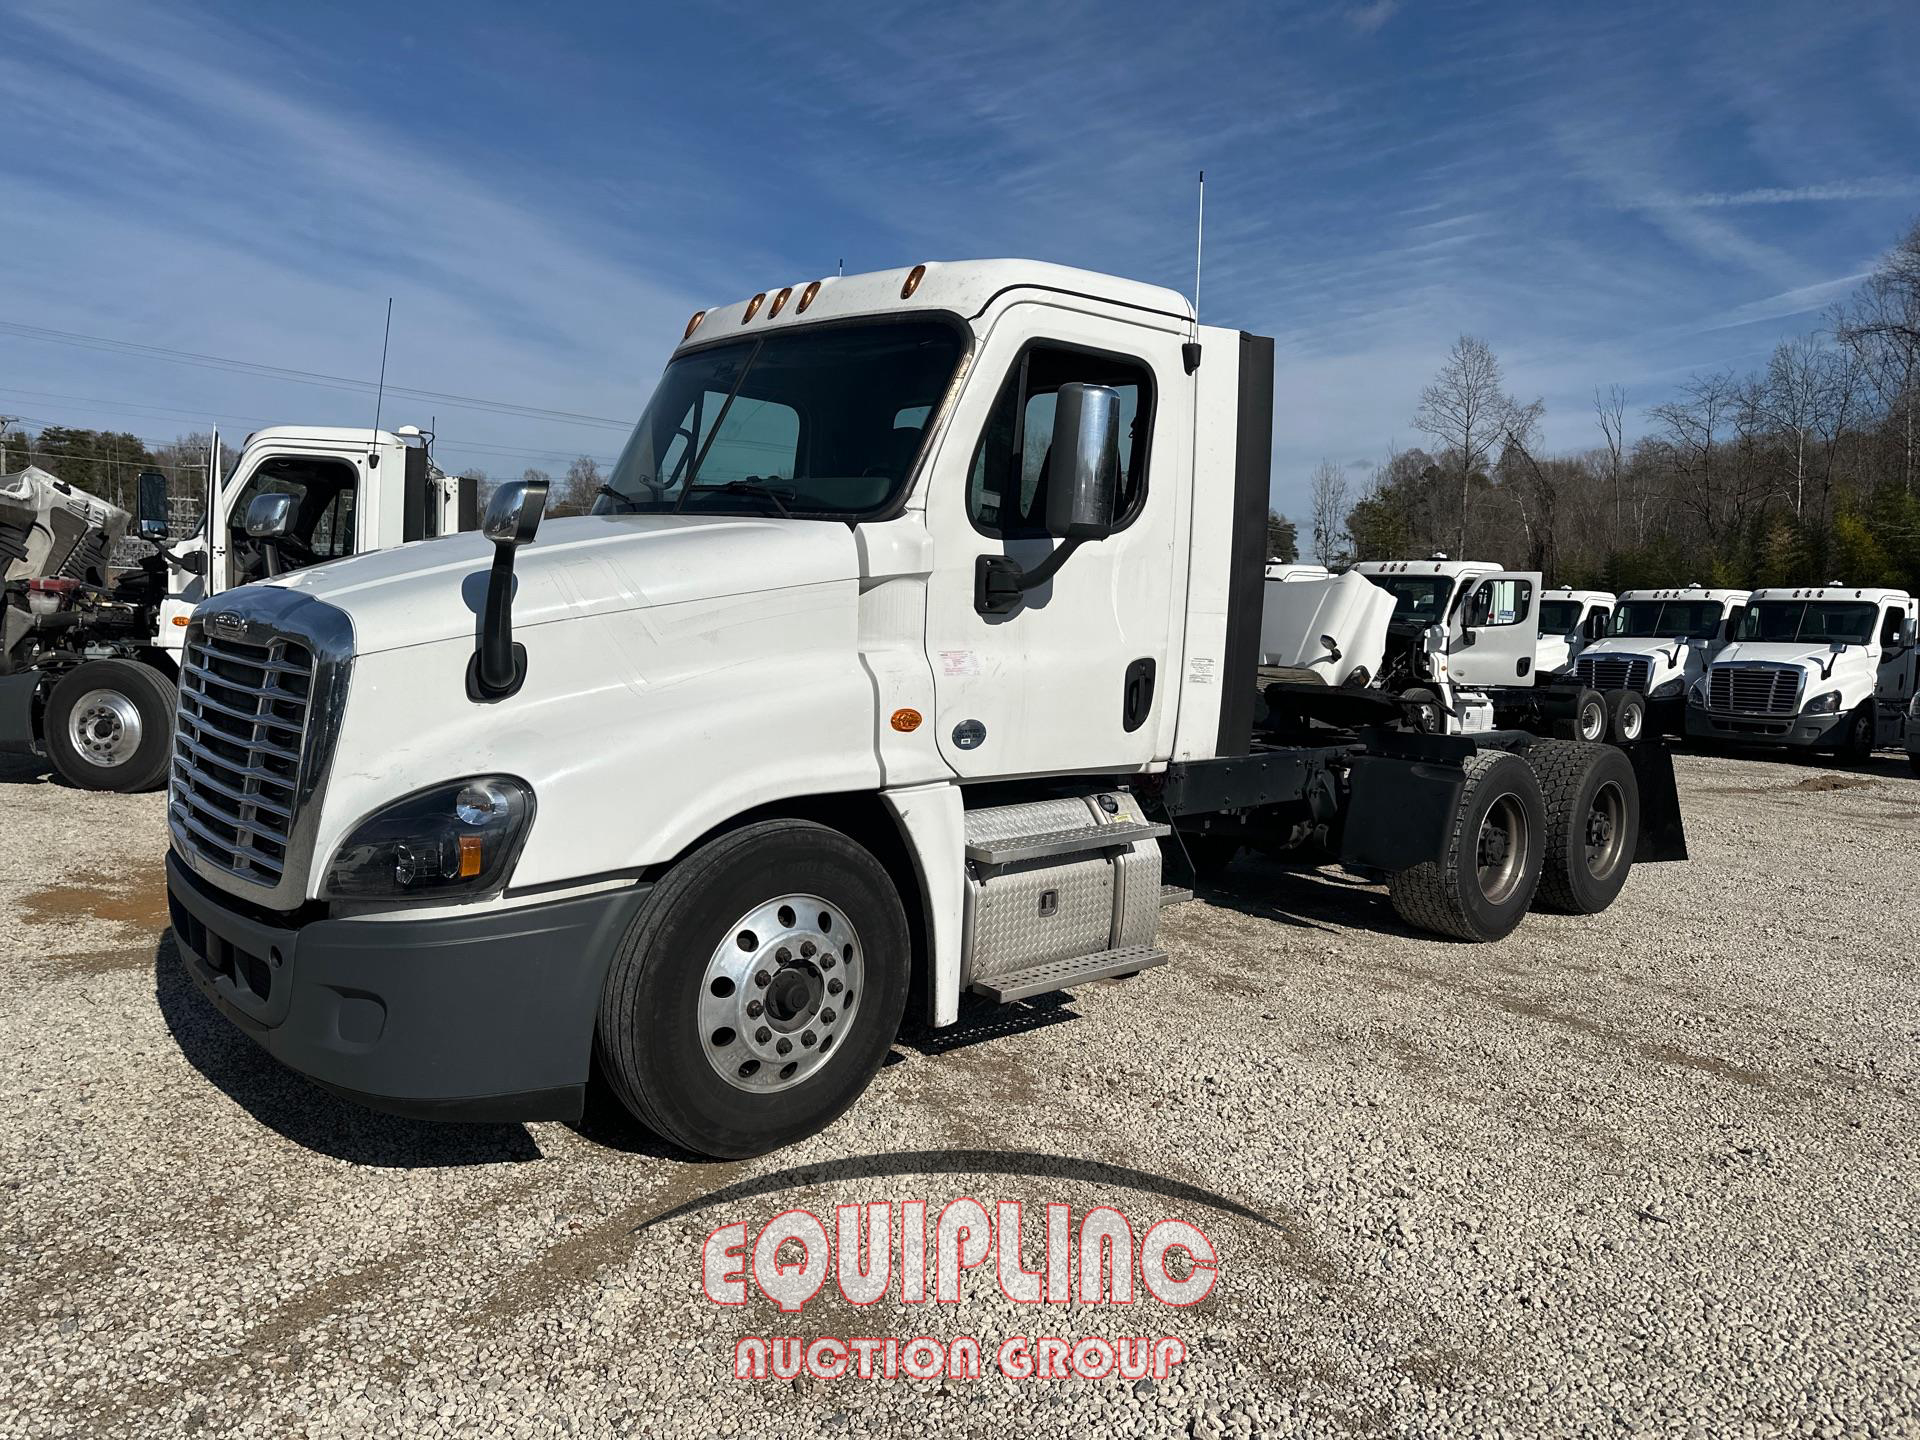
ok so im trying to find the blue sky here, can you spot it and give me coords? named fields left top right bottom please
left=6, top=0, right=1919, bottom=517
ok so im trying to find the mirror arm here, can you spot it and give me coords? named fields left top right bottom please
left=974, top=539, right=1084, bottom=616
left=469, top=543, right=527, bottom=700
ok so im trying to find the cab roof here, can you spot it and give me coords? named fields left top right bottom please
left=1617, top=587, right=1748, bottom=603
left=1352, top=558, right=1503, bottom=577
left=1747, top=584, right=1912, bottom=604
left=675, top=260, right=1195, bottom=351
left=241, top=426, right=415, bottom=451
left=1544, top=586, right=1614, bottom=604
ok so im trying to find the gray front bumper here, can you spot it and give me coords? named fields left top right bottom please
left=167, top=852, right=651, bottom=1122
left=1686, top=707, right=1848, bottom=750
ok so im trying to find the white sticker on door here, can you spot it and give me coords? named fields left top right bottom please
left=1186, top=656, right=1216, bottom=685
left=939, top=650, right=981, bottom=677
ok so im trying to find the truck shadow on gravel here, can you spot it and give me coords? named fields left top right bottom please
left=152, top=931, right=543, bottom=1168
left=0, top=752, right=54, bottom=784
left=1202, top=856, right=1428, bottom=940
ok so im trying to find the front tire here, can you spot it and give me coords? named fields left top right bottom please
left=1527, top=740, right=1639, bottom=914
left=44, top=659, right=177, bottom=792
left=595, top=819, right=910, bottom=1159
left=1838, top=702, right=1874, bottom=763
left=1389, top=749, right=1546, bottom=941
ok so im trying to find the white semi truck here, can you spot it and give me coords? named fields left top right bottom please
left=1570, top=585, right=1749, bottom=736
left=162, top=260, right=1685, bottom=1158
left=1686, top=584, right=1917, bottom=761
left=1, top=425, right=475, bottom=790
left=1536, top=586, right=1614, bottom=676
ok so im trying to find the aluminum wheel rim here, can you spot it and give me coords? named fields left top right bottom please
left=699, top=893, right=863, bottom=1094
left=66, top=688, right=143, bottom=767
left=1579, top=701, right=1607, bottom=740
left=1475, top=793, right=1530, bottom=906
left=1617, top=704, right=1642, bottom=740
left=1584, top=780, right=1627, bottom=880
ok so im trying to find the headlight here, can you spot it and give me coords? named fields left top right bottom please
left=1804, top=691, right=1840, bottom=715
left=1686, top=678, right=1709, bottom=708
left=1650, top=677, right=1685, bottom=699
left=322, top=776, right=534, bottom=901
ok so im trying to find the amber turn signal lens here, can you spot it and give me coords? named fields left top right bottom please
left=742, top=292, right=766, bottom=323
left=890, top=708, right=923, bottom=733
left=797, top=279, right=822, bottom=313
left=900, top=264, right=926, bottom=300
left=457, top=834, right=483, bottom=878
left=683, top=310, right=706, bottom=340
left=769, top=286, right=794, bottom=317
left=171, top=615, right=189, bottom=626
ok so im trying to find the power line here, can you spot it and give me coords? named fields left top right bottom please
left=0, top=318, right=635, bottom=431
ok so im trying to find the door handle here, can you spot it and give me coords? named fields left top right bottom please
left=1123, top=658, right=1156, bottom=733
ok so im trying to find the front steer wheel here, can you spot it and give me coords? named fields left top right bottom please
left=44, top=659, right=177, bottom=792
left=1389, top=749, right=1546, bottom=942
left=594, top=819, right=910, bottom=1159
left=1526, top=739, right=1639, bottom=914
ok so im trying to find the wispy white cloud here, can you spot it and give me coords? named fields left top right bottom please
left=1629, top=178, right=1920, bottom=210
left=1347, top=0, right=1400, bottom=35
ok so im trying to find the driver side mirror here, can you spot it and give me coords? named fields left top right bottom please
left=136, top=517, right=170, bottom=544
left=245, top=492, right=295, bottom=540
left=1043, top=382, right=1121, bottom=541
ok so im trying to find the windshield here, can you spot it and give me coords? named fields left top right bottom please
left=597, top=320, right=965, bottom=519
left=1374, top=576, right=1455, bottom=626
left=1611, top=600, right=1721, bottom=640
left=1735, top=601, right=1877, bottom=644
left=1539, top=600, right=1582, bottom=633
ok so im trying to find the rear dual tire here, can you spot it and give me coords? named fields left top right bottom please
left=1389, top=750, right=1546, bottom=942
left=1527, top=740, right=1638, bottom=914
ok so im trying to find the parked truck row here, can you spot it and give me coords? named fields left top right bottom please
left=159, top=260, right=1689, bottom=1159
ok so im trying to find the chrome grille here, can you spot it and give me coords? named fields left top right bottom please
left=1574, top=654, right=1652, bottom=693
left=170, top=630, right=315, bottom=885
left=1708, top=665, right=1802, bottom=715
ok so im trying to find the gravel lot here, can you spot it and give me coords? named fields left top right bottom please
left=2, top=746, right=1917, bottom=1439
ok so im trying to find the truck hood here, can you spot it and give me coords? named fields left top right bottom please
left=1712, top=639, right=1873, bottom=680
left=259, top=513, right=861, bottom=655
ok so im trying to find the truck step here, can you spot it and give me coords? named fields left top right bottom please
left=1159, top=883, right=1194, bottom=907
left=965, top=820, right=1170, bottom=867
left=970, top=945, right=1169, bottom=1003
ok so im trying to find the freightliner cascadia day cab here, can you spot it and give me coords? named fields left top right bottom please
left=1571, top=585, right=1750, bottom=737
left=163, top=261, right=1686, bottom=1158
left=1686, top=583, right=1917, bottom=760
left=0, top=425, right=476, bottom=790
left=1535, top=586, right=1614, bottom=677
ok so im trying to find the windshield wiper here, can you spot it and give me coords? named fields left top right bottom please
left=678, top=479, right=794, bottom=518
left=595, top=483, right=638, bottom=511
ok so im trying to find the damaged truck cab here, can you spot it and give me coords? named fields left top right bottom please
left=164, top=261, right=1686, bottom=1158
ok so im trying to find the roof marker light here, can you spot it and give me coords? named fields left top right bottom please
left=769, top=285, right=794, bottom=318
left=742, top=292, right=767, bottom=323
left=683, top=310, right=707, bottom=340
left=901, top=264, right=926, bottom=300
left=797, top=279, right=822, bottom=313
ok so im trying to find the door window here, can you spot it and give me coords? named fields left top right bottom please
left=1466, top=578, right=1532, bottom=627
left=227, top=455, right=359, bottom=581
left=1881, top=607, right=1907, bottom=649
left=967, top=346, right=1152, bottom=537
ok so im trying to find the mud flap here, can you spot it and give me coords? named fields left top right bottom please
left=0, top=670, right=44, bottom=755
left=1338, top=755, right=1465, bottom=874
left=1625, top=739, right=1687, bottom=862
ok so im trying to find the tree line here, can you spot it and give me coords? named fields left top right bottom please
left=1299, top=216, right=1920, bottom=596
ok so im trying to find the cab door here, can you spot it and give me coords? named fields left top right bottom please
left=920, top=303, right=1190, bottom=778
left=1448, top=572, right=1542, bottom=686
left=1877, top=600, right=1918, bottom=741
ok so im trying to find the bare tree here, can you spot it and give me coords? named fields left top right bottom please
left=1413, top=336, right=1515, bottom=555
left=1595, top=385, right=1627, bottom=537
left=563, top=455, right=603, bottom=514
left=1307, top=460, right=1349, bottom=566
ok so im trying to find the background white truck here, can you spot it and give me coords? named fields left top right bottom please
left=162, top=260, right=1685, bottom=1159
left=1571, top=585, right=1749, bottom=736
left=1, top=425, right=475, bottom=790
left=1687, top=584, right=1917, bottom=761
left=1536, top=586, right=1614, bottom=676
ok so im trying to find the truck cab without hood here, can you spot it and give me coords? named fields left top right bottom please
left=0, top=425, right=475, bottom=791
left=1687, top=583, right=1916, bottom=761
left=1535, top=586, right=1615, bottom=677
left=163, top=260, right=1687, bottom=1159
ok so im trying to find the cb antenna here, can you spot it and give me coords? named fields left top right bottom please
left=369, top=297, right=393, bottom=464
left=1193, top=170, right=1206, bottom=327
